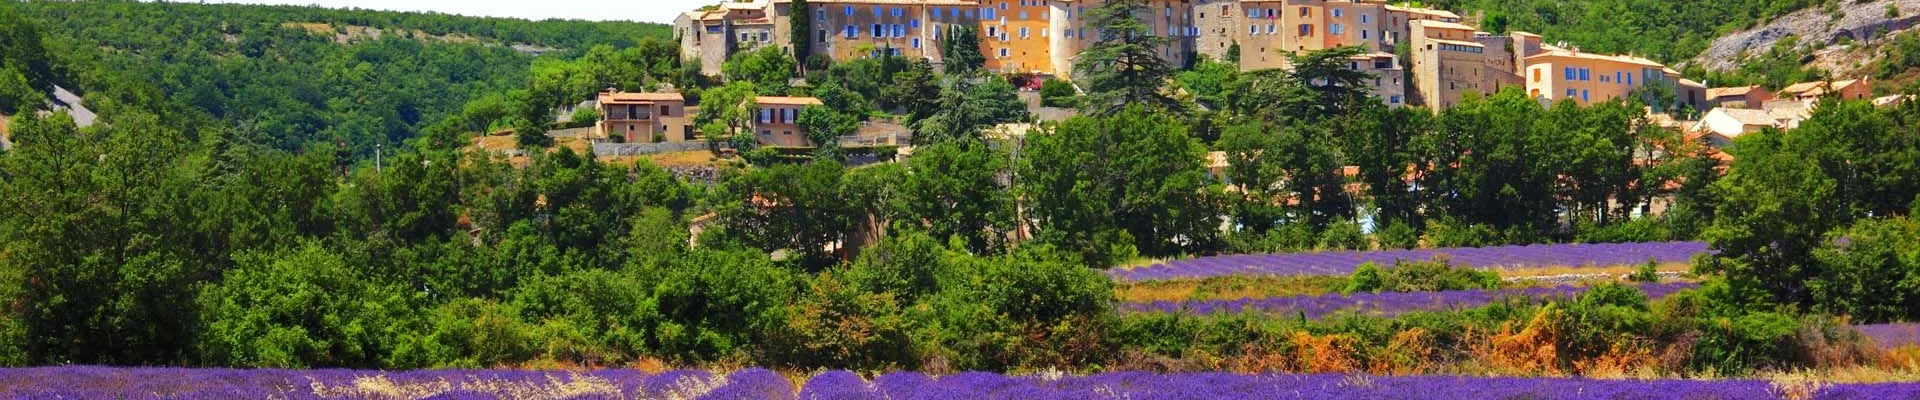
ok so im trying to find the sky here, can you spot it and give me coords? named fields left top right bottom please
left=186, top=0, right=716, bottom=24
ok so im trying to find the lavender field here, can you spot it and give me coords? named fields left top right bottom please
left=1857, top=323, right=1920, bottom=349
left=4, top=366, right=1918, bottom=399
left=1110, top=242, right=1711, bottom=282
left=1120, top=282, right=1700, bottom=318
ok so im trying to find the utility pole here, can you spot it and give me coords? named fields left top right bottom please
left=375, top=143, right=383, bottom=174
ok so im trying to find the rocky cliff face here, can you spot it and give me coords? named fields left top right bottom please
left=1694, top=0, right=1920, bottom=72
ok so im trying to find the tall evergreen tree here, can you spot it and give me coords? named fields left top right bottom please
left=1074, top=0, right=1180, bottom=115
left=789, top=0, right=812, bottom=70
left=940, top=24, right=985, bottom=75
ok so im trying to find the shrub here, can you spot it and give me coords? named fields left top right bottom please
left=1374, top=220, right=1419, bottom=250
left=1040, top=79, right=1076, bottom=108
left=920, top=245, right=1115, bottom=370
left=408, top=298, right=535, bottom=368
left=1425, top=218, right=1498, bottom=248
left=567, top=107, right=598, bottom=129
left=508, top=268, right=654, bottom=364
left=1630, top=257, right=1661, bottom=282
left=1346, top=262, right=1385, bottom=294
left=650, top=249, right=799, bottom=362
left=771, top=270, right=915, bottom=370
left=1374, top=260, right=1502, bottom=293
left=1575, top=217, right=1670, bottom=243
left=1318, top=220, right=1368, bottom=251
left=196, top=242, right=420, bottom=368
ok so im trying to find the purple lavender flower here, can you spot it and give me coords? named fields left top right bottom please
left=1120, top=282, right=1700, bottom=319
left=1111, top=242, right=1712, bottom=282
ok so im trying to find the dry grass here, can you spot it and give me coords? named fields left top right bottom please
left=599, top=150, right=720, bottom=168
left=464, top=133, right=596, bottom=169
left=280, top=22, right=335, bottom=35
left=1114, top=276, right=1345, bottom=303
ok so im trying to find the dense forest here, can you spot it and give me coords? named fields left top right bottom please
left=1, top=0, right=674, bottom=158
left=2, top=0, right=1918, bottom=380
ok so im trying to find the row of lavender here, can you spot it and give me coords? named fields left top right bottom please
left=1856, top=323, right=1920, bottom=349
left=1110, top=242, right=1712, bottom=282
left=4, top=366, right=1915, bottom=399
left=1120, top=282, right=1700, bottom=318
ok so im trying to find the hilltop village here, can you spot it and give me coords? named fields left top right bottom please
left=650, top=0, right=1894, bottom=154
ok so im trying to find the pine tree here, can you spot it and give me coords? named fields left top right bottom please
left=1074, top=0, right=1180, bottom=115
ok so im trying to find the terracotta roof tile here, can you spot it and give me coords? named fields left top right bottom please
left=755, top=96, right=825, bottom=106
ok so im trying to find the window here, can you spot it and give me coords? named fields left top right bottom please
left=933, top=24, right=942, bottom=38
left=1361, top=13, right=1370, bottom=24
left=1266, top=8, right=1276, bottom=18
left=1600, top=75, right=1609, bottom=83
left=912, top=38, right=922, bottom=49
left=1267, top=24, right=1275, bottom=34
left=1332, top=9, right=1343, bottom=18
left=893, top=24, right=904, bottom=37
left=1532, top=69, right=1540, bottom=82
left=1299, top=7, right=1309, bottom=17
left=1615, top=71, right=1624, bottom=84
left=987, top=26, right=998, bottom=37
left=1564, top=67, right=1575, bottom=80
left=845, top=25, right=857, bottom=39
left=1579, top=68, right=1590, bottom=81
left=1566, top=89, right=1577, bottom=98
left=818, top=29, right=827, bottom=43
left=1020, top=11, right=1028, bottom=20
left=1361, top=30, right=1368, bottom=39
left=999, top=48, right=1010, bottom=58
left=1389, top=95, right=1402, bottom=104
left=999, top=2, right=1008, bottom=10
left=873, top=24, right=883, bottom=37
left=1625, top=74, right=1633, bottom=85
left=1298, top=24, right=1310, bottom=36
left=933, top=8, right=942, bottom=18
left=911, top=19, right=920, bottom=29
left=758, top=109, right=770, bottom=124
left=1020, top=27, right=1031, bottom=38
left=984, top=8, right=996, bottom=20
left=844, top=6, right=854, bottom=16
left=892, top=7, right=903, bottom=17
left=1582, top=90, right=1590, bottom=102
left=1330, top=23, right=1343, bottom=35
left=817, top=9, right=825, bottom=21
left=1250, top=25, right=1259, bottom=35
left=873, top=6, right=881, bottom=17
left=1248, top=8, right=1260, bottom=18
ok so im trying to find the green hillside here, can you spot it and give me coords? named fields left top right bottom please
left=1430, top=0, right=1824, bottom=64
left=7, top=0, right=671, bottom=155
